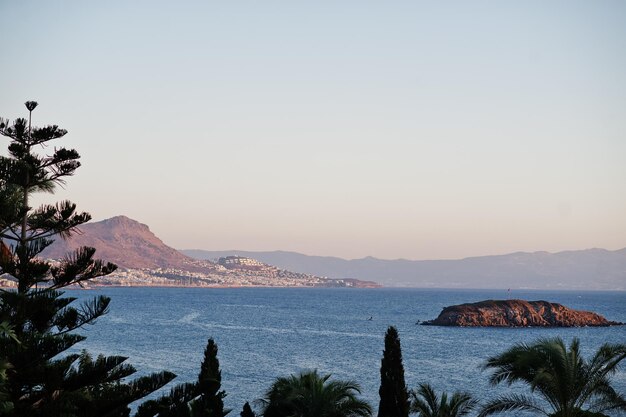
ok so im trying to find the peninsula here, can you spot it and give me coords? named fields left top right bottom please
left=26, top=216, right=380, bottom=289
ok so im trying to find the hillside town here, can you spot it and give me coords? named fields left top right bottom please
left=0, top=254, right=378, bottom=289
left=82, top=256, right=363, bottom=288
left=4, top=215, right=380, bottom=289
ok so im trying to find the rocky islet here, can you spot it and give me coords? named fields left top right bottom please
left=422, top=299, right=623, bottom=327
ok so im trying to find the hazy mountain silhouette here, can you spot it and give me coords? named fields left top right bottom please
left=40, top=215, right=626, bottom=289
left=181, top=248, right=626, bottom=290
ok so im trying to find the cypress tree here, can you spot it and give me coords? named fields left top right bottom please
left=240, top=402, right=255, bottom=417
left=191, top=338, right=229, bottom=417
left=136, top=338, right=230, bottom=417
left=377, top=326, right=409, bottom=417
left=0, top=101, right=176, bottom=416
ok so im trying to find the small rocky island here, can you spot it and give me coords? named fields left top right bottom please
left=422, top=299, right=623, bottom=327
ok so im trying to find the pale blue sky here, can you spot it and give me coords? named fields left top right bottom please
left=1, top=1, right=625, bottom=259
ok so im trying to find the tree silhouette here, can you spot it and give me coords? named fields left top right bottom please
left=479, top=337, right=626, bottom=417
left=0, top=101, right=176, bottom=416
left=410, top=383, right=477, bottom=417
left=136, top=338, right=230, bottom=417
left=260, top=370, right=371, bottom=417
left=377, top=326, right=409, bottom=417
left=0, top=321, right=18, bottom=413
left=240, top=402, right=255, bottom=417
left=191, top=338, right=229, bottom=417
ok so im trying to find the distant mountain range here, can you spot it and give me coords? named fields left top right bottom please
left=181, top=248, right=626, bottom=290
left=39, top=215, right=626, bottom=290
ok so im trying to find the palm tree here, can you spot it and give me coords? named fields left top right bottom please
left=260, top=370, right=372, bottom=417
left=410, top=383, right=477, bottom=417
left=479, top=337, right=626, bottom=417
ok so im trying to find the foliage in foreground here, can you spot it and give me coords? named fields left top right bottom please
left=240, top=402, right=255, bottom=417
left=0, top=101, right=175, bottom=416
left=410, top=383, right=477, bottom=417
left=378, top=326, right=410, bottom=417
left=479, top=337, right=626, bottom=417
left=136, top=338, right=230, bottom=417
left=260, top=370, right=372, bottom=417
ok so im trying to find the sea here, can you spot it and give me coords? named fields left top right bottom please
left=67, top=287, right=626, bottom=414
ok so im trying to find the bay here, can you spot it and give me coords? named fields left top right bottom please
left=69, top=287, right=626, bottom=414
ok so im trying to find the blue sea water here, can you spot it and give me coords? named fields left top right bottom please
left=68, top=287, right=626, bottom=414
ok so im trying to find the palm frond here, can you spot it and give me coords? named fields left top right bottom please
left=482, top=337, right=626, bottom=417
left=478, top=394, right=549, bottom=417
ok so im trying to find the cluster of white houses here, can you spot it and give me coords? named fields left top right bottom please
left=218, top=256, right=265, bottom=268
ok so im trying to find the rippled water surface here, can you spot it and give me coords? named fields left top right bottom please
left=69, top=287, right=626, bottom=413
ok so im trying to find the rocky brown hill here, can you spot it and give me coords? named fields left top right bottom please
left=422, top=299, right=622, bottom=327
left=41, top=215, right=213, bottom=270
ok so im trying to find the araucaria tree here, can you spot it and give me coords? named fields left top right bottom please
left=0, top=101, right=176, bottom=416
left=378, top=326, right=409, bottom=417
left=479, top=337, right=626, bottom=417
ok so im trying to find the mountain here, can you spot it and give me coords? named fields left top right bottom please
left=39, top=216, right=626, bottom=290
left=42, top=216, right=199, bottom=270
left=180, top=248, right=626, bottom=290
left=39, top=216, right=378, bottom=288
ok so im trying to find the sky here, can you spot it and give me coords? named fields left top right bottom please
left=1, top=1, right=625, bottom=260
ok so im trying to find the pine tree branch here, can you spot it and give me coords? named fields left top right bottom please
left=48, top=247, right=117, bottom=289
left=134, top=382, right=198, bottom=417
left=54, top=295, right=111, bottom=334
